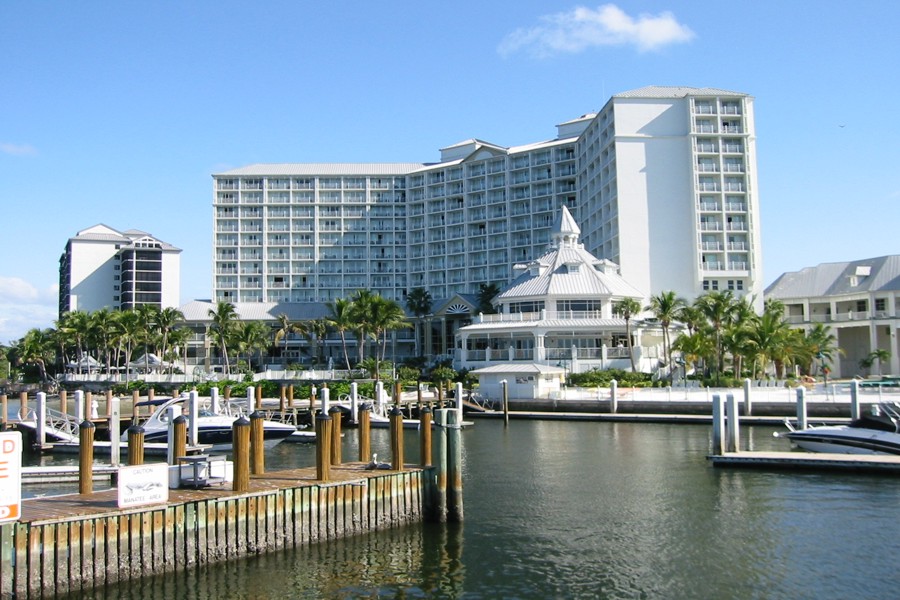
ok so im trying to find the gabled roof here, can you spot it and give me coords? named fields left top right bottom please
left=765, top=255, right=900, bottom=299
left=470, top=363, right=566, bottom=375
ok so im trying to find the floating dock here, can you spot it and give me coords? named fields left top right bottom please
left=709, top=451, right=900, bottom=474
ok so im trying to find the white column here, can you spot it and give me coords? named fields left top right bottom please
left=455, top=382, right=464, bottom=424
left=109, top=396, right=121, bottom=467
left=74, top=390, right=85, bottom=423
left=725, top=393, right=740, bottom=453
left=210, top=386, right=221, bottom=414
left=188, top=390, right=200, bottom=447
left=350, top=382, right=358, bottom=423
left=35, top=392, right=47, bottom=447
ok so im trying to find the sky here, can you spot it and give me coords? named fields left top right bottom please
left=2, top=1, right=899, bottom=344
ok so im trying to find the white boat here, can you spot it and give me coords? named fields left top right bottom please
left=123, top=396, right=296, bottom=451
left=779, top=402, right=900, bottom=455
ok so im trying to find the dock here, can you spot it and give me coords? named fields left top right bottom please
left=2, top=463, right=433, bottom=598
left=709, top=451, right=900, bottom=474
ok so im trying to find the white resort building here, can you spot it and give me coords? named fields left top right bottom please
left=58, top=224, right=181, bottom=315
left=765, top=255, right=900, bottom=378
left=454, top=205, right=661, bottom=375
left=212, top=86, right=763, bottom=324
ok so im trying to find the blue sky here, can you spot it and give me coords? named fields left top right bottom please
left=2, top=1, right=898, bottom=344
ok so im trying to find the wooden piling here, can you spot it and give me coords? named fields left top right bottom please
left=419, top=406, right=432, bottom=466
left=171, top=416, right=187, bottom=466
left=255, top=384, right=263, bottom=410
left=329, top=405, right=342, bottom=465
left=501, top=380, right=509, bottom=427
left=358, top=406, right=371, bottom=462
left=1, top=394, right=7, bottom=431
left=279, top=385, right=286, bottom=412
left=59, top=390, right=67, bottom=417
left=79, top=420, right=96, bottom=495
left=315, top=412, right=332, bottom=481
left=250, top=411, right=265, bottom=475
left=127, top=425, right=145, bottom=466
left=232, top=417, right=250, bottom=492
left=390, top=406, right=404, bottom=471
left=19, top=392, right=28, bottom=420
left=106, top=389, right=113, bottom=417
left=131, top=390, right=140, bottom=423
left=224, top=386, right=231, bottom=401
left=288, top=384, right=294, bottom=407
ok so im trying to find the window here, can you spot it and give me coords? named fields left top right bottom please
left=856, top=300, right=867, bottom=313
left=876, top=298, right=886, bottom=312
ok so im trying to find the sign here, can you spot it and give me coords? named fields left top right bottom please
left=117, top=463, right=169, bottom=508
left=0, top=432, right=22, bottom=523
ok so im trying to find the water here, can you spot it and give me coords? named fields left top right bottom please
left=39, top=420, right=900, bottom=599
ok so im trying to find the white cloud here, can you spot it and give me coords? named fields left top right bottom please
left=0, top=278, right=58, bottom=344
left=0, top=142, right=37, bottom=156
left=499, top=4, right=695, bottom=58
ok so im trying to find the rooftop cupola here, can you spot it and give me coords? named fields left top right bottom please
left=551, top=205, right=581, bottom=249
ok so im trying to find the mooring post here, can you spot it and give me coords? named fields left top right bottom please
left=420, top=405, right=432, bottom=466
left=280, top=385, right=287, bottom=412
left=390, top=406, right=404, bottom=471
left=109, top=396, right=121, bottom=467
left=59, top=389, right=67, bottom=417
left=712, top=394, right=725, bottom=455
left=375, top=381, right=384, bottom=415
left=447, top=408, right=464, bottom=522
left=188, top=391, right=200, bottom=447
left=250, top=410, right=265, bottom=475
left=394, top=380, right=402, bottom=413
left=210, top=386, right=220, bottom=415
left=310, top=385, right=317, bottom=411
left=84, top=391, right=92, bottom=419
left=223, top=385, right=231, bottom=401
left=610, top=379, right=618, bottom=414
left=171, top=415, right=187, bottom=466
left=127, top=423, right=145, bottom=466
left=433, top=408, right=449, bottom=522
left=501, top=379, right=509, bottom=426
left=106, top=389, right=113, bottom=418
left=725, top=393, right=740, bottom=453
left=74, top=390, right=84, bottom=426
left=437, top=381, right=444, bottom=408
left=358, top=403, right=371, bottom=462
left=288, top=384, right=295, bottom=407
left=131, top=390, right=140, bottom=425
left=350, top=382, right=358, bottom=423
left=0, top=394, right=7, bottom=431
left=35, top=392, right=47, bottom=447
left=232, top=416, right=250, bottom=492
left=79, top=419, right=95, bottom=494
left=455, top=382, right=464, bottom=424
left=329, top=404, right=343, bottom=465
left=743, top=378, right=753, bottom=416
left=796, top=386, right=808, bottom=430
left=850, top=379, right=861, bottom=421
left=246, top=386, right=255, bottom=414
left=315, top=410, right=333, bottom=481
left=256, top=384, right=263, bottom=410
left=19, top=392, right=28, bottom=420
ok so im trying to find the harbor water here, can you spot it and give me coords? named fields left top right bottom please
left=32, top=419, right=900, bottom=599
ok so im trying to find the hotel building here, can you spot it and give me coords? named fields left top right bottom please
left=58, top=224, right=182, bottom=315
left=212, top=86, right=762, bottom=311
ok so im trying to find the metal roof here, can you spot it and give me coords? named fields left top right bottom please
left=470, top=363, right=566, bottom=375
left=765, top=255, right=900, bottom=299
left=179, top=300, right=332, bottom=322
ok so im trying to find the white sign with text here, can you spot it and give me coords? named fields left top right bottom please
left=0, top=432, right=22, bottom=523
left=117, top=463, right=169, bottom=508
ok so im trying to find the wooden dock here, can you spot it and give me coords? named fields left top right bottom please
left=709, top=451, right=900, bottom=474
left=1, top=463, right=433, bottom=598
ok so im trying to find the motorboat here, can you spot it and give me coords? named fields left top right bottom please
left=778, top=402, right=900, bottom=455
left=123, top=396, right=296, bottom=451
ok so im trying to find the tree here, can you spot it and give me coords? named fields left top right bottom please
left=88, top=308, right=117, bottom=374
left=672, top=331, right=714, bottom=377
left=367, top=295, right=410, bottom=380
left=477, top=283, right=501, bottom=314
left=694, top=291, right=737, bottom=385
left=405, top=287, right=433, bottom=356
left=233, top=321, right=270, bottom=371
left=14, top=328, right=55, bottom=383
left=646, top=291, right=687, bottom=378
left=802, top=323, right=841, bottom=376
left=746, top=309, right=796, bottom=379
left=860, top=348, right=891, bottom=376
left=208, top=301, right=238, bottom=375
left=156, top=306, right=184, bottom=370
left=613, top=297, right=642, bottom=372
left=273, top=313, right=298, bottom=367
left=349, top=289, right=377, bottom=365
left=57, top=310, right=90, bottom=372
left=325, top=298, right=356, bottom=372
left=295, top=318, right=329, bottom=367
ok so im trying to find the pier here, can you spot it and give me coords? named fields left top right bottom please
left=0, top=386, right=465, bottom=598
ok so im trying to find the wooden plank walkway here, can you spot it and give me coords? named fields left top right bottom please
left=709, top=451, right=900, bottom=473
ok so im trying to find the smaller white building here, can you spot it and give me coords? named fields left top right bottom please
left=454, top=206, right=663, bottom=374
left=469, top=363, right=566, bottom=401
left=59, top=224, right=181, bottom=315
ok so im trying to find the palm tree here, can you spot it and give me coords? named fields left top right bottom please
left=115, top=309, right=144, bottom=380
left=405, top=287, right=433, bottom=357
left=613, top=297, right=642, bottom=372
left=273, top=313, right=298, bottom=367
left=350, top=289, right=377, bottom=365
left=15, top=328, right=55, bottom=383
left=368, top=296, right=410, bottom=380
left=672, top=331, right=715, bottom=377
left=325, top=298, right=356, bottom=372
left=155, top=306, right=184, bottom=368
left=860, top=348, right=891, bottom=376
left=88, top=308, right=117, bottom=374
left=233, top=321, right=270, bottom=372
left=694, top=291, right=737, bottom=385
left=57, top=310, right=90, bottom=372
left=646, top=291, right=686, bottom=377
left=136, top=304, right=161, bottom=372
left=296, top=318, right=330, bottom=367
left=477, top=283, right=501, bottom=314
left=803, top=322, right=841, bottom=376
left=746, top=310, right=796, bottom=379
left=208, top=301, right=238, bottom=375
left=167, top=326, right=193, bottom=375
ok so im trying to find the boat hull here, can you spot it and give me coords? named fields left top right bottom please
left=785, top=426, right=900, bottom=455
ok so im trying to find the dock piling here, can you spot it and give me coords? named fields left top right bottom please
left=447, top=408, right=464, bottom=522
left=420, top=406, right=432, bottom=466
left=35, top=392, right=47, bottom=447
left=390, top=406, right=404, bottom=471
left=796, top=387, right=808, bottom=430
left=171, top=416, right=187, bottom=466
left=232, top=416, right=250, bottom=492
left=358, top=405, right=371, bottom=462
left=743, top=378, right=753, bottom=416
left=315, top=411, right=333, bottom=481
left=0, top=393, right=6, bottom=431
left=711, top=394, right=725, bottom=455
left=501, top=380, right=509, bottom=426
left=610, top=380, right=618, bottom=414
left=329, top=405, right=343, bottom=465
left=79, top=419, right=96, bottom=494
left=250, top=411, right=265, bottom=475
left=433, top=409, right=449, bottom=523
left=726, top=393, right=740, bottom=453
left=109, top=396, right=121, bottom=467
left=850, top=380, right=861, bottom=421
left=127, top=425, right=145, bottom=466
